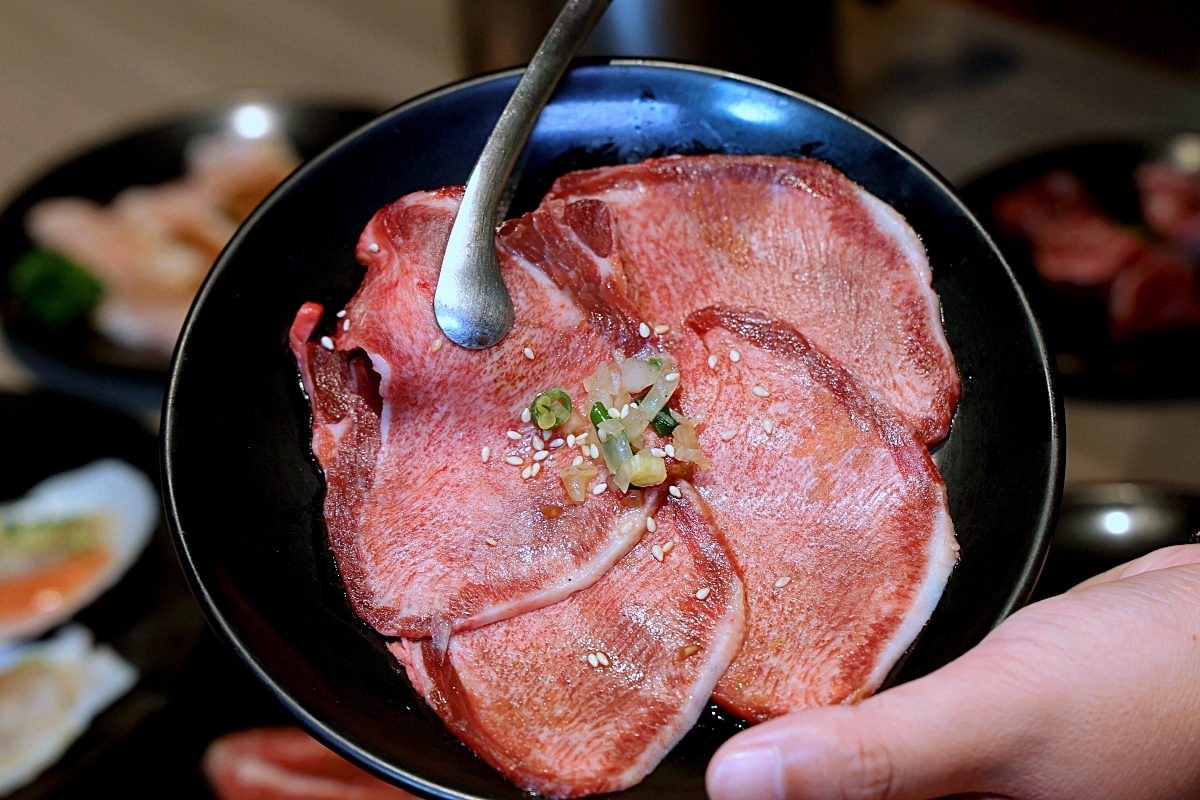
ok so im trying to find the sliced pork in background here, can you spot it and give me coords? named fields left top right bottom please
left=1135, top=161, right=1200, bottom=251
left=1108, top=246, right=1200, bottom=341
left=546, top=155, right=960, bottom=446
left=291, top=187, right=659, bottom=641
left=680, top=307, right=958, bottom=722
left=392, top=483, right=745, bottom=799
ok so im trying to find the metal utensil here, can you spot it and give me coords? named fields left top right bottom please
left=434, top=0, right=613, bottom=349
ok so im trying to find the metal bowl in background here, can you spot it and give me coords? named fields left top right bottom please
left=1031, top=482, right=1200, bottom=600
left=0, top=99, right=380, bottom=414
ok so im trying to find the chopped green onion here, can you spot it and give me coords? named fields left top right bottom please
left=531, top=389, right=572, bottom=430
left=650, top=408, right=679, bottom=437
left=9, top=248, right=103, bottom=328
left=590, top=401, right=611, bottom=427
left=648, top=356, right=663, bottom=368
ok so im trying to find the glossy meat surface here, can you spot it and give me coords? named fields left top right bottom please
left=291, top=188, right=659, bottom=640
left=392, top=483, right=746, bottom=798
left=546, top=155, right=959, bottom=445
left=679, top=307, right=958, bottom=721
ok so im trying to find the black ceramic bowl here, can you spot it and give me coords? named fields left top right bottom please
left=958, top=134, right=1200, bottom=400
left=0, top=391, right=206, bottom=800
left=163, top=62, right=1063, bottom=799
left=0, top=98, right=380, bottom=413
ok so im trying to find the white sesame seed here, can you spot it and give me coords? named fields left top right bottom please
left=654, top=324, right=670, bottom=334
left=620, top=521, right=634, bottom=535
left=650, top=447, right=666, bottom=458
left=521, top=466, right=532, bottom=479
left=607, top=407, right=620, bottom=418
left=763, top=419, right=776, bottom=435
left=507, top=430, right=522, bottom=440
left=550, top=438, right=564, bottom=448
left=592, top=482, right=607, bottom=495
left=708, top=354, right=718, bottom=369
left=543, top=429, right=551, bottom=441
left=343, top=319, right=351, bottom=331
left=521, top=407, right=532, bottom=423
left=669, top=486, right=682, bottom=498
left=590, top=444, right=600, bottom=459
left=534, top=450, right=549, bottom=462
left=572, top=455, right=584, bottom=466
left=524, top=347, right=535, bottom=360
left=652, top=544, right=664, bottom=562
left=367, top=242, right=380, bottom=252
left=597, top=428, right=608, bottom=443
left=775, top=576, right=791, bottom=588
left=531, top=462, right=541, bottom=477
left=661, top=541, right=674, bottom=554
left=485, top=537, right=498, bottom=546
left=664, top=443, right=675, bottom=458
left=576, top=432, right=589, bottom=443
left=320, top=336, right=334, bottom=350
left=664, top=372, right=680, bottom=382
left=729, top=349, right=741, bottom=363
left=481, top=446, right=491, bottom=463
left=620, top=404, right=630, bottom=419
left=567, top=434, right=576, bottom=447
left=720, top=429, right=738, bottom=441
left=629, top=401, right=638, bottom=409
left=695, top=588, right=711, bottom=600
left=639, top=322, right=651, bottom=337
left=646, top=517, right=657, bottom=532
left=431, top=337, right=445, bottom=353
left=588, top=653, right=599, bottom=668
left=336, top=309, right=346, bottom=318
left=505, top=456, right=524, bottom=466
left=532, top=437, right=545, bottom=451
left=596, top=651, right=610, bottom=667
left=753, top=386, right=769, bottom=397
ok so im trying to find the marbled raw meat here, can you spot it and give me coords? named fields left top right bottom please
left=392, top=482, right=745, bottom=799
left=677, top=306, right=958, bottom=722
left=545, top=155, right=960, bottom=445
left=291, top=187, right=659, bottom=641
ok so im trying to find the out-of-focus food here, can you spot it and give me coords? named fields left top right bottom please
left=18, top=133, right=299, bottom=354
left=996, top=162, right=1200, bottom=341
left=291, top=154, right=960, bottom=797
left=0, top=459, right=158, bottom=642
left=0, top=625, right=136, bottom=796
left=203, top=727, right=418, bottom=800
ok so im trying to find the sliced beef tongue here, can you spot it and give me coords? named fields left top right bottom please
left=291, top=187, right=662, bottom=641
left=545, top=154, right=960, bottom=446
left=680, top=306, right=958, bottom=722
left=391, top=482, right=746, bottom=799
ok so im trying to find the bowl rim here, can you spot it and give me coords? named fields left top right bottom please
left=162, top=59, right=1063, bottom=798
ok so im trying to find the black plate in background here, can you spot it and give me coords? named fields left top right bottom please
left=0, top=391, right=206, bottom=800
left=164, top=62, right=1062, bottom=799
left=0, top=100, right=380, bottom=413
left=958, top=136, right=1200, bottom=400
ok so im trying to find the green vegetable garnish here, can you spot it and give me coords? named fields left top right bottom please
left=589, top=401, right=611, bottom=427
left=531, top=389, right=573, bottom=430
left=650, top=408, right=679, bottom=437
left=9, top=248, right=104, bottom=328
left=648, top=356, right=663, bottom=368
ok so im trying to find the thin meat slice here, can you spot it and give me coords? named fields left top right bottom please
left=1135, top=161, right=1200, bottom=249
left=203, top=727, right=418, bottom=800
left=391, top=482, right=746, bottom=799
left=678, top=307, right=957, bottom=722
left=1108, top=246, right=1200, bottom=341
left=993, top=169, right=1145, bottom=289
left=291, top=187, right=659, bottom=641
left=545, top=155, right=960, bottom=445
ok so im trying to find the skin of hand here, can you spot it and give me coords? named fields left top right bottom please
left=706, top=544, right=1200, bottom=800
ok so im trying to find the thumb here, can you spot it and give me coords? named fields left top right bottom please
left=706, top=649, right=1032, bottom=800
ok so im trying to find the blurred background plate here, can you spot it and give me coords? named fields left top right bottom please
left=959, top=134, right=1200, bottom=401
left=0, top=99, right=380, bottom=416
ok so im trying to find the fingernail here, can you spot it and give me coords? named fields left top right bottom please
left=708, top=744, right=784, bottom=800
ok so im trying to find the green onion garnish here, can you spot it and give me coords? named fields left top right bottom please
left=650, top=408, right=679, bottom=437
left=531, top=389, right=573, bottom=430
left=589, top=401, right=611, bottom=427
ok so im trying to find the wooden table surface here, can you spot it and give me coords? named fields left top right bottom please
left=2, top=0, right=1198, bottom=487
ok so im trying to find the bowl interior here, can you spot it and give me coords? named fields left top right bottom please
left=0, top=100, right=379, bottom=411
left=164, top=63, right=1062, bottom=799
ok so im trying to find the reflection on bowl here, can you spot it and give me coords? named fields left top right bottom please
left=1032, top=483, right=1200, bottom=600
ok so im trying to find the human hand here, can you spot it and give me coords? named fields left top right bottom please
left=706, top=544, right=1200, bottom=800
